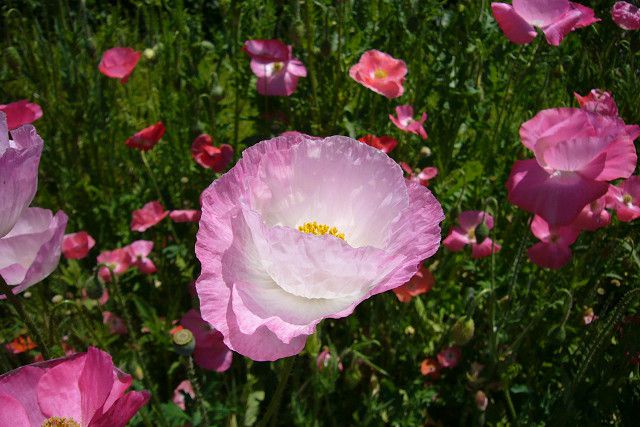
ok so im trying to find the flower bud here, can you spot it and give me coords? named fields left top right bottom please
left=85, top=277, right=104, bottom=300
left=451, top=316, right=475, bottom=346
left=173, top=328, right=196, bottom=356
left=474, top=222, right=490, bottom=244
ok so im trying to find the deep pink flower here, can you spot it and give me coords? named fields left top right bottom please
left=97, top=248, right=132, bottom=282
left=389, top=105, right=428, bottom=139
left=527, top=215, right=580, bottom=269
left=172, top=380, right=195, bottom=411
left=0, top=112, right=43, bottom=238
left=443, top=211, right=501, bottom=259
left=0, top=208, right=68, bottom=299
left=349, top=50, right=407, bottom=99
left=102, top=311, right=128, bottom=335
left=0, top=100, right=43, bottom=130
left=607, top=177, right=640, bottom=222
left=612, top=2, right=640, bottom=30
left=195, top=133, right=444, bottom=361
left=191, top=134, right=234, bottom=172
left=0, top=347, right=149, bottom=426
left=357, top=134, right=398, bottom=154
left=437, top=346, right=462, bottom=368
left=62, top=231, right=96, bottom=260
left=243, top=40, right=307, bottom=96
left=169, top=210, right=201, bottom=223
left=572, top=196, right=611, bottom=231
left=392, top=265, right=435, bottom=303
left=491, top=1, right=599, bottom=46
left=506, top=108, right=639, bottom=226
left=125, top=240, right=156, bottom=275
left=180, top=309, right=232, bottom=372
left=125, top=122, right=165, bottom=152
left=420, top=358, right=440, bottom=378
left=574, top=89, right=618, bottom=117
left=130, top=201, right=169, bottom=232
left=98, top=47, right=142, bottom=83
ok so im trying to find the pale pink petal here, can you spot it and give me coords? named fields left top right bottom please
left=491, top=3, right=537, bottom=44
left=0, top=365, right=50, bottom=425
left=512, top=0, right=570, bottom=27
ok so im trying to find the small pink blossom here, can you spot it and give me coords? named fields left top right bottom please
left=125, top=122, right=165, bottom=152
left=527, top=215, right=580, bottom=269
left=98, top=47, right=142, bottom=83
left=357, top=134, right=398, bottom=154
left=349, top=50, right=407, bottom=99
left=243, top=40, right=307, bottom=96
left=180, top=309, right=233, bottom=372
left=392, top=265, right=434, bottom=303
left=571, top=196, right=610, bottom=231
left=316, top=346, right=343, bottom=372
left=443, top=211, right=501, bottom=259
left=389, top=105, right=427, bottom=139
left=103, top=311, right=128, bottom=335
left=607, top=177, right=640, bottom=222
left=612, top=1, right=640, bottom=30
left=191, top=134, right=233, bottom=172
left=0, top=100, right=43, bottom=130
left=125, top=240, right=156, bottom=275
left=97, top=248, right=132, bottom=282
left=62, top=231, right=96, bottom=260
left=169, top=210, right=201, bottom=223
left=131, top=201, right=169, bottom=232
left=437, top=346, right=462, bottom=368
left=172, top=380, right=195, bottom=411
left=401, top=163, right=438, bottom=187
left=574, top=89, right=618, bottom=116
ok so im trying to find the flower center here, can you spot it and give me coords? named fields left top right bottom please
left=298, top=221, right=345, bottom=240
left=373, top=68, right=387, bottom=79
left=623, top=194, right=633, bottom=205
left=42, top=418, right=81, bottom=427
left=271, top=61, right=285, bottom=73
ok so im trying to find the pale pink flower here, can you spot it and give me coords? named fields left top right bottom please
left=612, top=2, right=640, bottom=30
left=0, top=100, right=43, bottom=130
left=607, top=177, right=640, bottom=222
left=98, top=47, right=142, bottom=83
left=574, top=89, right=618, bottom=116
left=349, top=50, right=407, bottom=99
left=243, top=40, right=307, bottom=96
left=527, top=215, right=580, bottom=269
left=443, top=211, right=501, bottom=259
left=169, top=210, right=201, bottom=223
left=389, top=105, right=427, bottom=139
left=172, top=380, right=195, bottom=411
left=125, top=240, right=156, bottom=275
left=392, top=265, right=434, bottom=303
left=97, top=248, right=132, bottom=282
left=102, top=311, right=128, bottom=335
left=62, top=231, right=96, bottom=260
left=401, top=163, right=438, bottom=187
left=437, top=346, right=462, bottom=368
left=0, top=347, right=149, bottom=426
left=195, top=133, right=444, bottom=361
left=130, top=201, right=169, bottom=232
left=180, top=309, right=232, bottom=372
left=491, top=0, right=599, bottom=46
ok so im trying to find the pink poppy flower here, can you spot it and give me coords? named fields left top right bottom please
left=125, top=240, right=156, bottom=275
left=125, top=122, right=165, bottom=152
left=0, top=347, right=149, bottom=426
left=420, top=358, right=440, bottom=379
left=403, top=165, right=439, bottom=187
left=130, top=201, right=169, bottom=232
left=5, top=336, right=37, bottom=354
left=607, top=177, right=640, bottom=222
left=169, top=209, right=201, bottom=223
left=195, top=133, right=444, bottom=361
left=98, top=47, right=142, bottom=83
left=243, top=40, right=307, bottom=96
left=97, top=248, right=132, bottom=282
left=571, top=196, right=610, bottom=231
left=443, top=211, right=501, bottom=259
left=392, top=265, right=435, bottom=303
left=506, top=108, right=640, bottom=226
left=102, top=311, right=128, bottom=335
left=62, top=231, right=96, bottom=260
left=191, top=134, right=234, bottom=172
left=316, top=346, right=343, bottom=372
left=527, top=215, right=580, bottom=269
left=437, top=346, right=462, bottom=368
left=357, top=134, right=398, bottom=154
left=172, top=380, right=195, bottom=411
left=180, top=309, right=233, bottom=372
left=0, top=208, right=68, bottom=299
left=0, top=112, right=43, bottom=238
left=574, top=89, right=618, bottom=117
left=491, top=1, right=599, bottom=46
left=389, top=105, right=428, bottom=139
left=612, top=2, right=640, bottom=30
left=349, top=50, right=407, bottom=99
left=0, top=100, right=43, bottom=130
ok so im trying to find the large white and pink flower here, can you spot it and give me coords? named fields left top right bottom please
left=195, top=133, right=443, bottom=361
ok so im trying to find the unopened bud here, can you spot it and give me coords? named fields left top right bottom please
left=51, top=295, right=63, bottom=304
left=85, top=277, right=104, bottom=300
left=173, top=329, right=196, bottom=355
left=451, top=316, right=475, bottom=346
left=474, top=222, right=490, bottom=244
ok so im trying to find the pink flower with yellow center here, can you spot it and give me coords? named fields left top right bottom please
left=349, top=50, right=407, bottom=99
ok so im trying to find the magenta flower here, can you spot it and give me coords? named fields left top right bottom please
left=349, top=50, right=407, bottom=99
left=125, top=122, right=165, bottom=152
left=98, top=47, right=142, bottom=83
left=172, top=380, right=195, bottom=411
left=389, top=105, right=427, bottom=139
left=180, top=309, right=232, bottom=372
left=169, top=209, right=201, bottom=223
left=443, top=211, right=501, bottom=259
left=0, top=100, right=43, bottom=130
left=243, top=40, right=307, bottom=96
left=62, top=231, right=96, bottom=260
left=491, top=0, right=598, bottom=46
left=0, top=347, right=149, bottom=426
left=195, top=133, right=443, bottom=361
left=437, top=346, right=462, bottom=369
left=97, top=248, right=132, bottom=282
left=574, top=89, right=618, bottom=117
left=527, top=215, right=580, bottom=269
left=607, top=177, right=640, bottom=222
left=506, top=108, right=640, bottom=226
left=125, top=240, right=156, bottom=275
left=0, top=112, right=43, bottom=238
left=612, top=2, right=640, bottom=30
left=572, top=195, right=610, bottom=231
left=103, top=311, right=128, bottom=335
left=0, top=208, right=67, bottom=298
left=131, top=201, right=169, bottom=232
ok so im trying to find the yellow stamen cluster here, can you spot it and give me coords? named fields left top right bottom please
left=298, top=221, right=345, bottom=240
left=42, top=417, right=81, bottom=427
left=373, top=68, right=387, bottom=79
left=623, top=194, right=633, bottom=205
left=272, top=61, right=285, bottom=73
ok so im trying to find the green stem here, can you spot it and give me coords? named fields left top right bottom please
left=186, top=355, right=210, bottom=426
left=140, top=151, right=180, bottom=243
left=257, top=357, right=295, bottom=427
left=303, top=0, right=320, bottom=132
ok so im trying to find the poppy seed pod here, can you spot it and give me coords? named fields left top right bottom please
left=173, top=329, right=196, bottom=356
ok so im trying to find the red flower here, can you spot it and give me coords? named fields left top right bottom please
left=437, top=346, right=462, bottom=368
left=169, top=210, right=201, bottom=223
left=5, top=336, right=37, bottom=354
left=420, top=358, right=440, bottom=379
left=61, top=231, right=96, bottom=260
left=125, top=122, right=165, bottom=151
left=191, top=134, right=234, bottom=172
left=393, top=265, right=434, bottom=303
left=357, top=134, right=398, bottom=154
left=98, top=47, right=142, bottom=83
left=131, top=201, right=169, bottom=232
left=0, top=100, right=43, bottom=130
